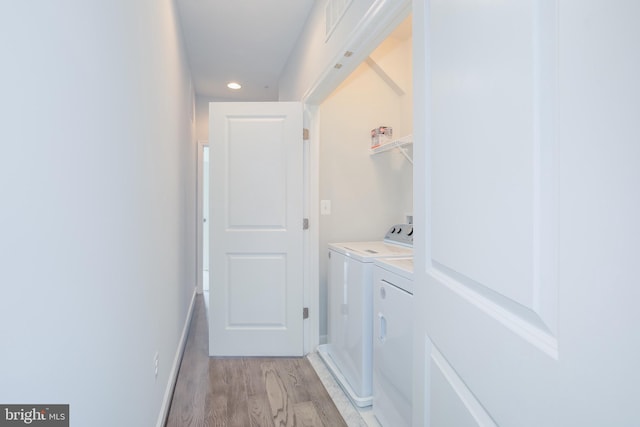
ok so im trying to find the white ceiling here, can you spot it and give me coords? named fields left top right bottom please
left=175, top=0, right=316, bottom=101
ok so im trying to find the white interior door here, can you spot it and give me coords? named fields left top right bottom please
left=209, top=102, right=304, bottom=356
left=413, top=0, right=640, bottom=426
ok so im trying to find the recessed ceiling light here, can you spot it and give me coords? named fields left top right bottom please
left=227, top=82, right=242, bottom=90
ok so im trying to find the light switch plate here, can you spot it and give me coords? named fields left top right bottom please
left=320, top=200, right=331, bottom=215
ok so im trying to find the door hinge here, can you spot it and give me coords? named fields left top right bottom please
left=303, top=307, right=309, bottom=319
left=303, top=128, right=309, bottom=141
left=303, top=218, right=309, bottom=230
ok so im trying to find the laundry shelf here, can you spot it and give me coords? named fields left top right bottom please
left=370, top=134, right=413, bottom=154
left=370, top=134, right=413, bottom=164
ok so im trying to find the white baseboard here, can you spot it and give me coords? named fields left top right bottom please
left=155, top=287, right=197, bottom=427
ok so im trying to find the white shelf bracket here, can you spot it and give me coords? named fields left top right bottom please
left=370, top=134, right=413, bottom=165
left=397, top=145, right=413, bottom=165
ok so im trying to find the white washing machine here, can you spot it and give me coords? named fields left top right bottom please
left=318, top=224, right=413, bottom=407
left=372, top=256, right=414, bottom=427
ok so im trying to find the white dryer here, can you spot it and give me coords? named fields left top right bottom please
left=318, top=224, right=413, bottom=407
left=372, top=256, right=414, bottom=427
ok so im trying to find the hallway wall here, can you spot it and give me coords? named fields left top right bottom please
left=195, top=94, right=238, bottom=142
left=0, top=2, right=197, bottom=426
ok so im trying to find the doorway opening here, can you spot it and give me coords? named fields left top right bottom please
left=202, top=145, right=210, bottom=313
left=317, top=14, right=413, bottom=344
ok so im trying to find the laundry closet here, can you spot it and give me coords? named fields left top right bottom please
left=317, top=14, right=414, bottom=427
left=318, top=15, right=413, bottom=341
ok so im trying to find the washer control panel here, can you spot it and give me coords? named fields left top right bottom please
left=383, top=223, right=414, bottom=247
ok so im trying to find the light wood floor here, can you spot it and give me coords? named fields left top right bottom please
left=165, top=294, right=348, bottom=427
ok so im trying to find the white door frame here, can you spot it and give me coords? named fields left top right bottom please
left=301, top=0, right=413, bottom=354
left=303, top=105, right=320, bottom=353
left=410, top=1, right=428, bottom=424
left=196, top=139, right=208, bottom=295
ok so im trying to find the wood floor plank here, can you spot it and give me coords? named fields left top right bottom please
left=292, top=402, right=324, bottom=427
left=243, top=358, right=270, bottom=397
left=165, top=295, right=348, bottom=427
left=210, top=394, right=229, bottom=427
left=293, top=360, right=348, bottom=427
left=264, top=363, right=295, bottom=427
left=280, top=358, right=312, bottom=404
left=210, top=358, right=251, bottom=427
left=247, top=394, right=275, bottom=427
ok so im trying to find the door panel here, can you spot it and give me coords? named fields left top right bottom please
left=429, top=0, right=557, bottom=343
left=227, top=118, right=287, bottom=228
left=227, top=254, right=287, bottom=326
left=428, top=341, right=495, bottom=427
left=420, top=0, right=560, bottom=425
left=209, top=102, right=303, bottom=356
left=413, top=0, right=640, bottom=425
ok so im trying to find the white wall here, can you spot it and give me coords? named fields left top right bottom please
left=279, top=0, right=376, bottom=102
left=195, top=95, right=212, bottom=142
left=318, top=31, right=413, bottom=339
left=196, top=94, right=240, bottom=142
left=0, top=2, right=196, bottom=426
